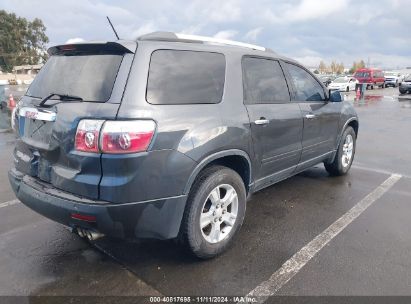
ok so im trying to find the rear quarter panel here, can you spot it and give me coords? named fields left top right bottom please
left=111, top=42, right=253, bottom=202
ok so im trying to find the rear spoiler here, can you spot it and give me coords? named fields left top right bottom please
left=48, top=40, right=136, bottom=56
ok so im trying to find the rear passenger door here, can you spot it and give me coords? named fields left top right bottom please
left=284, top=62, right=340, bottom=168
left=242, top=57, right=303, bottom=190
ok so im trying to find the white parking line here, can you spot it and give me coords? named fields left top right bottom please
left=247, top=173, right=402, bottom=302
left=352, top=164, right=411, bottom=179
left=0, top=199, right=20, bottom=209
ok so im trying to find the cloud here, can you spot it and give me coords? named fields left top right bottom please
left=244, top=27, right=263, bottom=42
left=65, top=38, right=85, bottom=44
left=265, top=0, right=350, bottom=23
left=186, top=0, right=242, bottom=23
left=1, top=0, right=411, bottom=68
left=130, top=22, right=158, bottom=38
left=293, top=56, right=324, bottom=67
left=213, top=30, right=238, bottom=40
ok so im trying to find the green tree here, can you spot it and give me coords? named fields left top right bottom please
left=0, top=10, right=49, bottom=72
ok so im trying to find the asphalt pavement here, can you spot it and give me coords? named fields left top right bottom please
left=0, top=87, right=410, bottom=301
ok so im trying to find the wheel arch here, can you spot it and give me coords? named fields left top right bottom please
left=328, top=117, right=359, bottom=164
left=347, top=119, right=359, bottom=137
left=183, top=150, right=252, bottom=196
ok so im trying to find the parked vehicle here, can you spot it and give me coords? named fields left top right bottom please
left=353, top=68, right=385, bottom=89
left=384, top=71, right=401, bottom=88
left=319, top=75, right=333, bottom=87
left=8, top=33, right=359, bottom=258
left=328, top=76, right=358, bottom=92
left=399, top=75, right=411, bottom=94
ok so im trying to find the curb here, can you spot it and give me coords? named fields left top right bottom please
left=0, top=129, right=11, bottom=133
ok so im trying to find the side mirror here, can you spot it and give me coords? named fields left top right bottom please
left=329, top=90, right=343, bottom=102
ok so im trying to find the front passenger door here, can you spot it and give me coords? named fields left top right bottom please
left=284, top=63, right=340, bottom=169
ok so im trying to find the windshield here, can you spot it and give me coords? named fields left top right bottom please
left=355, top=72, right=370, bottom=78
left=384, top=72, right=396, bottom=77
left=27, top=54, right=123, bottom=102
left=333, top=77, right=347, bottom=83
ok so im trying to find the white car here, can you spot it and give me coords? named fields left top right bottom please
left=328, top=77, right=358, bottom=92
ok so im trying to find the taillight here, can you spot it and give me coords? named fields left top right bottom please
left=101, top=120, right=156, bottom=154
left=74, top=119, right=156, bottom=154
left=75, top=120, right=104, bottom=153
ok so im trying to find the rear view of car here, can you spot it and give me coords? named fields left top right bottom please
left=9, top=41, right=180, bottom=240
left=11, top=42, right=135, bottom=198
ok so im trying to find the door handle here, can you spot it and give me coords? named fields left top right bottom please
left=305, top=114, right=316, bottom=119
left=254, top=118, right=269, bottom=125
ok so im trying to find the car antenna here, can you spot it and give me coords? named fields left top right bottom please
left=106, top=16, right=120, bottom=40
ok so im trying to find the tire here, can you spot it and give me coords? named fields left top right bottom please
left=399, top=88, right=407, bottom=94
left=324, top=127, right=356, bottom=176
left=346, top=86, right=349, bottom=92
left=180, top=165, right=246, bottom=259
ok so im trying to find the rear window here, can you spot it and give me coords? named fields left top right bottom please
left=27, top=54, right=123, bottom=102
left=355, top=71, right=370, bottom=78
left=146, top=50, right=225, bottom=104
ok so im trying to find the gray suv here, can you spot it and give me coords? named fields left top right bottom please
left=8, top=32, right=358, bottom=258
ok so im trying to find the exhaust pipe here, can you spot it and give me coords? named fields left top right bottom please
left=76, top=228, right=104, bottom=241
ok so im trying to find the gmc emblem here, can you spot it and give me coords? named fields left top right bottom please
left=25, top=111, right=38, bottom=119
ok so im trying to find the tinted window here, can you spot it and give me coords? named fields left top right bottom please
left=355, top=71, right=370, bottom=78
left=242, top=57, right=290, bottom=104
left=27, top=54, right=123, bottom=102
left=286, top=63, right=325, bottom=101
left=147, top=50, right=225, bottom=104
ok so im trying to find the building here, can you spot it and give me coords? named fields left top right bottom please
left=12, top=64, right=43, bottom=76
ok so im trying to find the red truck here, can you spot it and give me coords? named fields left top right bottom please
left=353, top=68, right=385, bottom=89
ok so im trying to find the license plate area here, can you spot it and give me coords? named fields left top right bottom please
left=18, top=107, right=56, bottom=145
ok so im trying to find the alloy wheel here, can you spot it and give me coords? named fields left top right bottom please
left=199, top=184, right=239, bottom=244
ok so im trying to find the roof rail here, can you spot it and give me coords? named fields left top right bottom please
left=137, top=31, right=267, bottom=52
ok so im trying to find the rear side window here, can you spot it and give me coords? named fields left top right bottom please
left=27, top=54, right=123, bottom=102
left=286, top=63, right=325, bottom=102
left=146, top=50, right=225, bottom=104
left=374, top=71, right=383, bottom=78
left=355, top=71, right=370, bottom=78
left=242, top=57, right=290, bottom=104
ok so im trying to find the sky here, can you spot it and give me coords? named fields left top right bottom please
left=1, top=0, right=411, bottom=69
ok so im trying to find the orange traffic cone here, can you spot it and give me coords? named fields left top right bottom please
left=8, top=94, right=16, bottom=109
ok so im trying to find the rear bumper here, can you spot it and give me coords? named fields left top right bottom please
left=385, top=80, right=398, bottom=86
left=8, top=168, right=187, bottom=240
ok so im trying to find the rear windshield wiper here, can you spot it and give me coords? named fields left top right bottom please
left=39, top=93, right=83, bottom=106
